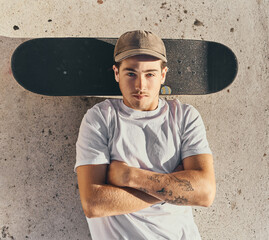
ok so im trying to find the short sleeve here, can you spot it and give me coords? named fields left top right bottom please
left=180, top=105, right=212, bottom=160
left=74, top=105, right=110, bottom=172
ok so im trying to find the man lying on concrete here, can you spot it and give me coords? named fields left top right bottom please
left=75, top=30, right=216, bottom=240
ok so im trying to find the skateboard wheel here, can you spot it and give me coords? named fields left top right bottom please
left=161, top=86, right=172, bottom=95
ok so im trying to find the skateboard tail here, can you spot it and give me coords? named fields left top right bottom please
left=207, top=42, right=238, bottom=93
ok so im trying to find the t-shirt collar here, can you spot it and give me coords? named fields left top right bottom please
left=120, top=98, right=165, bottom=118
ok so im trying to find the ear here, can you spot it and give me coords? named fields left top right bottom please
left=113, top=65, right=120, bottom=83
left=161, top=66, right=168, bottom=84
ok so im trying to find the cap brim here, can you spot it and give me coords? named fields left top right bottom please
left=115, top=49, right=167, bottom=62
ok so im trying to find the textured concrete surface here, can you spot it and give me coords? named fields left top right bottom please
left=0, top=0, right=268, bottom=239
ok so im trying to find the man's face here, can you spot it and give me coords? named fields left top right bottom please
left=113, top=55, right=168, bottom=111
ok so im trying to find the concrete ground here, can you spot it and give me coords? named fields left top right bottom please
left=0, top=0, right=268, bottom=239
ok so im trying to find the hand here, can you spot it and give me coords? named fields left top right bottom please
left=107, top=160, right=132, bottom=187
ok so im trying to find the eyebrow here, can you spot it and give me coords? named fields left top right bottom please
left=122, top=68, right=159, bottom=73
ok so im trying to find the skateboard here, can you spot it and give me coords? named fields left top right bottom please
left=11, top=38, right=238, bottom=96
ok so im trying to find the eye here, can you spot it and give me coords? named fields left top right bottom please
left=146, top=73, right=155, bottom=77
left=127, top=72, right=136, bottom=77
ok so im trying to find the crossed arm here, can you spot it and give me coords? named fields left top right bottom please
left=76, top=153, right=216, bottom=218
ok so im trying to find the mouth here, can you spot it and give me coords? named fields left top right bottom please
left=132, top=94, right=148, bottom=100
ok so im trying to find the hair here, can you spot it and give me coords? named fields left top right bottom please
left=114, top=60, right=167, bottom=70
left=114, top=61, right=122, bottom=70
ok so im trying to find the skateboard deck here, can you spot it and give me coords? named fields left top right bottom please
left=11, top=38, right=238, bottom=96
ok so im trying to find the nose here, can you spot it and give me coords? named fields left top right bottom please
left=135, top=75, right=146, bottom=91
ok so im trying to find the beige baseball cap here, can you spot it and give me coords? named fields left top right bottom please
left=114, top=30, right=167, bottom=63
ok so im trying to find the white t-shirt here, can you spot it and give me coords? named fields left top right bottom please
left=75, top=98, right=212, bottom=240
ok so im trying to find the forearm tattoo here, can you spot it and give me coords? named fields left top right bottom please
left=155, top=187, right=189, bottom=205
left=147, top=174, right=194, bottom=191
left=168, top=175, right=194, bottom=191
left=156, top=188, right=173, bottom=196
left=147, top=175, right=162, bottom=183
left=165, top=196, right=188, bottom=205
left=147, top=174, right=194, bottom=205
